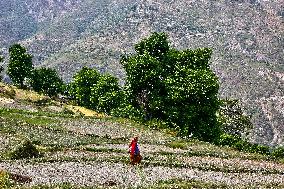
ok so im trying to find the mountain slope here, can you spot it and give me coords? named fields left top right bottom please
left=0, top=0, right=283, bottom=145
left=0, top=86, right=284, bottom=188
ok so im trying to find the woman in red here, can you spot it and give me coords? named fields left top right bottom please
left=128, top=136, right=142, bottom=165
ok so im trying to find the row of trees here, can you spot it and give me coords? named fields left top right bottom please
left=66, top=33, right=222, bottom=141
left=1, top=33, right=252, bottom=142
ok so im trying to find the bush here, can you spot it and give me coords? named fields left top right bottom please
left=218, top=99, right=253, bottom=137
left=218, top=133, right=270, bottom=155
left=111, top=104, right=144, bottom=120
left=90, top=74, right=123, bottom=114
left=233, top=140, right=251, bottom=151
left=0, top=170, right=14, bottom=188
left=218, top=134, right=240, bottom=146
left=271, top=147, right=284, bottom=158
left=29, top=68, right=64, bottom=97
left=9, top=140, right=41, bottom=160
left=68, top=67, right=100, bottom=108
left=249, top=144, right=270, bottom=155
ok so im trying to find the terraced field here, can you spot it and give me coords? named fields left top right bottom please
left=0, top=92, right=284, bottom=188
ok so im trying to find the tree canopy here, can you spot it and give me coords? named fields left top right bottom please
left=29, top=67, right=63, bottom=97
left=68, top=67, right=122, bottom=114
left=8, top=44, right=33, bottom=88
left=121, top=32, right=220, bottom=141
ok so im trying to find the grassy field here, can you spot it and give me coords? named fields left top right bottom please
left=0, top=84, right=284, bottom=188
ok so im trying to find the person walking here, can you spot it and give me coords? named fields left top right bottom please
left=128, top=136, right=142, bottom=165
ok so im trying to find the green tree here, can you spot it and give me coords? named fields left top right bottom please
left=29, top=67, right=64, bottom=97
left=90, top=74, right=123, bottom=114
left=217, top=99, right=253, bottom=137
left=121, top=32, right=220, bottom=141
left=69, top=67, right=101, bottom=108
left=68, top=67, right=123, bottom=113
left=8, top=44, right=33, bottom=88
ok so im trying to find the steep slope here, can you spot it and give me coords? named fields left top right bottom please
left=0, top=0, right=283, bottom=145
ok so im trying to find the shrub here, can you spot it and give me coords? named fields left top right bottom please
left=90, top=74, right=123, bottom=114
left=68, top=67, right=101, bottom=108
left=271, top=147, right=284, bottom=158
left=249, top=144, right=270, bottom=155
left=9, top=140, right=41, bottom=160
left=218, top=99, right=253, bottom=137
left=218, top=133, right=240, bottom=146
left=111, top=104, right=144, bottom=120
left=218, top=134, right=270, bottom=155
left=233, top=140, right=252, bottom=152
left=0, top=170, right=14, bottom=188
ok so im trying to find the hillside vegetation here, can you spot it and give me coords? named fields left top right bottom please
left=0, top=0, right=283, bottom=146
left=0, top=83, right=284, bottom=188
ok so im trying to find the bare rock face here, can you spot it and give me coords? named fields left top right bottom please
left=256, top=96, right=284, bottom=146
left=24, top=0, right=82, bottom=22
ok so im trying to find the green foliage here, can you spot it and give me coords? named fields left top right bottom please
left=29, top=67, right=64, bottom=97
left=69, top=67, right=101, bottom=108
left=90, top=74, right=123, bottom=113
left=7, top=44, right=33, bottom=88
left=69, top=67, right=123, bottom=114
left=0, top=170, right=14, bottom=189
left=218, top=99, right=253, bottom=137
left=135, top=32, right=170, bottom=58
left=218, top=133, right=240, bottom=146
left=271, top=147, right=284, bottom=158
left=111, top=103, right=144, bottom=120
left=248, top=144, right=270, bottom=155
left=9, top=140, right=41, bottom=160
left=218, top=134, right=270, bottom=155
left=121, top=32, right=220, bottom=142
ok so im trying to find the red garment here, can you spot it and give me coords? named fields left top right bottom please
left=129, top=138, right=140, bottom=155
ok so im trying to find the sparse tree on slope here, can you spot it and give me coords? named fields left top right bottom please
left=69, top=67, right=123, bottom=114
left=29, top=67, right=64, bottom=97
left=90, top=73, right=123, bottom=113
left=121, top=32, right=220, bottom=141
left=69, top=67, right=101, bottom=108
left=8, top=44, right=33, bottom=88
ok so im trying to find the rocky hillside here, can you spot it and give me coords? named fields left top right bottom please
left=0, top=0, right=283, bottom=146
